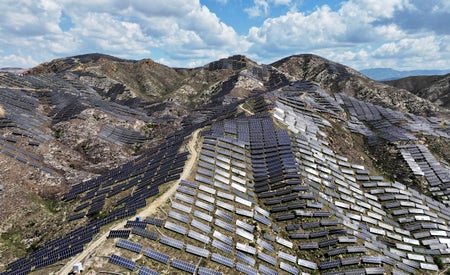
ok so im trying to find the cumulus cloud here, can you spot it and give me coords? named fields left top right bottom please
left=1, top=0, right=450, bottom=70
left=0, top=54, right=39, bottom=68
left=245, top=0, right=450, bottom=69
left=245, top=0, right=270, bottom=18
left=0, top=0, right=245, bottom=67
left=373, top=36, right=441, bottom=58
left=245, top=0, right=294, bottom=18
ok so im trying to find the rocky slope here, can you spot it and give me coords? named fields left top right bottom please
left=384, top=73, right=450, bottom=110
left=271, top=54, right=447, bottom=117
left=0, top=53, right=449, bottom=274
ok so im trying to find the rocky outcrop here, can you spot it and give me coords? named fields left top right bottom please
left=272, top=54, right=446, bottom=117
left=385, top=74, right=450, bottom=110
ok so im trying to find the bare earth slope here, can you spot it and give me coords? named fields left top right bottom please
left=1, top=53, right=450, bottom=275
left=271, top=54, right=447, bottom=117
left=384, top=73, right=450, bottom=110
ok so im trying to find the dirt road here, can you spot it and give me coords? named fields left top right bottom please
left=57, top=129, right=201, bottom=274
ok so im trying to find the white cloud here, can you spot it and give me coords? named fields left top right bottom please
left=245, top=0, right=270, bottom=18
left=1, top=0, right=450, bottom=70
left=245, top=0, right=294, bottom=18
left=0, top=54, right=39, bottom=68
left=0, top=0, right=245, bottom=68
left=373, top=36, right=441, bottom=58
left=272, top=0, right=292, bottom=5
left=245, top=0, right=450, bottom=70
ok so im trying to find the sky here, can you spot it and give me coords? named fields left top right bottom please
left=1, top=0, right=450, bottom=71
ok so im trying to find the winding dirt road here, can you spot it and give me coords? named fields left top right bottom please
left=58, top=129, right=201, bottom=274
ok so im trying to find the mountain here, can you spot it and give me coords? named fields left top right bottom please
left=384, top=73, right=450, bottom=110
left=1, top=53, right=450, bottom=275
left=271, top=54, right=446, bottom=117
left=361, top=67, right=450, bottom=81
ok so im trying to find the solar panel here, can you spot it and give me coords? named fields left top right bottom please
left=236, top=220, right=255, bottom=232
left=116, top=239, right=142, bottom=253
left=252, top=262, right=274, bottom=275
left=164, top=221, right=187, bottom=235
left=211, top=252, right=234, bottom=267
left=235, top=262, right=258, bottom=275
left=188, top=229, right=211, bottom=244
left=278, top=251, right=296, bottom=263
left=144, top=248, right=170, bottom=264
left=212, top=239, right=233, bottom=254
left=254, top=213, right=271, bottom=225
left=168, top=210, right=190, bottom=223
left=217, top=191, right=234, bottom=201
left=236, top=242, right=256, bottom=255
left=171, top=258, right=196, bottom=274
left=160, top=235, right=184, bottom=250
left=68, top=212, right=86, bottom=221
left=216, top=200, right=235, bottom=212
left=297, top=258, right=318, bottom=270
left=109, top=254, right=136, bottom=271
left=214, top=218, right=234, bottom=232
left=236, top=250, right=256, bottom=266
left=125, top=220, right=147, bottom=229
left=198, top=192, right=216, bottom=204
left=194, top=210, right=213, bottom=222
left=138, top=266, right=160, bottom=275
left=213, top=230, right=233, bottom=245
left=171, top=201, right=192, bottom=213
left=319, top=260, right=341, bottom=270
left=197, top=266, right=222, bottom=275
left=108, top=230, right=131, bottom=239
left=236, top=228, right=254, bottom=241
left=186, top=244, right=210, bottom=258
left=236, top=208, right=253, bottom=217
left=279, top=262, right=298, bottom=275
left=178, top=186, right=197, bottom=196
left=215, top=209, right=233, bottom=222
left=191, top=218, right=211, bottom=233
left=257, top=251, right=277, bottom=266
left=132, top=227, right=158, bottom=240
left=195, top=200, right=215, bottom=212
left=257, top=238, right=274, bottom=252
left=275, top=237, right=293, bottom=248
left=180, top=180, right=197, bottom=188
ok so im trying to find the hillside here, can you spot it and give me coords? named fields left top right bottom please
left=0, top=53, right=449, bottom=275
left=384, top=74, right=450, bottom=110
left=271, top=54, right=447, bottom=117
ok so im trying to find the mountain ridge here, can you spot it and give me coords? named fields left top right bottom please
left=26, top=53, right=448, bottom=118
left=1, top=52, right=449, bottom=274
left=384, top=73, right=450, bottom=110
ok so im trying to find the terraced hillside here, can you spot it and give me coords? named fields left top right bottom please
left=0, top=54, right=450, bottom=275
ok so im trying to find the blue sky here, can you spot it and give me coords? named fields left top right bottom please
left=1, top=0, right=450, bottom=71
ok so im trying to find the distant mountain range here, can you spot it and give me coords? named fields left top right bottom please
left=360, top=67, right=450, bottom=81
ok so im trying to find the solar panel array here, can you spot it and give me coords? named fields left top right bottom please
left=3, top=73, right=450, bottom=275
left=271, top=91, right=450, bottom=274
left=336, top=93, right=450, bottom=144
left=109, top=254, right=136, bottom=271
left=2, top=128, right=191, bottom=274
left=399, top=144, right=450, bottom=204
left=98, top=125, right=150, bottom=146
